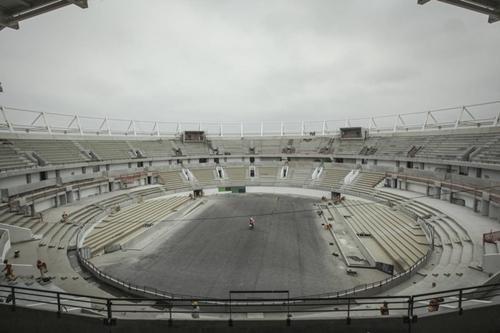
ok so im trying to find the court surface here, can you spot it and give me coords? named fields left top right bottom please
left=94, top=193, right=387, bottom=298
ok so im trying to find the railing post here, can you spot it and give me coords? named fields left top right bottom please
left=57, top=292, right=61, bottom=317
left=10, top=286, right=16, bottom=312
left=103, top=299, right=115, bottom=326
left=168, top=301, right=173, bottom=326
left=228, top=295, right=233, bottom=326
left=286, top=292, right=291, bottom=326
left=405, top=295, right=416, bottom=332
left=458, top=290, right=463, bottom=315
left=346, top=298, right=351, bottom=325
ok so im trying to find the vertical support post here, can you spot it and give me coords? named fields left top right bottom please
left=407, top=295, right=414, bottom=332
left=455, top=107, right=464, bottom=129
left=301, top=121, right=304, bottom=136
left=393, top=115, right=399, bottom=132
left=57, top=292, right=61, bottom=317
left=240, top=122, right=243, bottom=138
left=168, top=301, right=173, bottom=326
left=346, top=298, right=351, bottom=324
left=422, top=112, right=430, bottom=131
left=75, top=115, right=83, bottom=135
left=0, top=106, right=14, bottom=133
left=494, top=110, right=500, bottom=126
left=42, top=112, right=52, bottom=135
left=198, top=122, right=202, bottom=131
left=132, top=120, right=137, bottom=136
left=322, top=120, right=326, bottom=136
left=10, top=286, right=16, bottom=312
left=280, top=121, right=284, bottom=136
left=286, top=292, right=291, bottom=326
left=155, top=122, right=160, bottom=137
left=458, top=290, right=463, bottom=315
left=228, top=293, right=233, bottom=326
left=102, top=116, right=111, bottom=136
left=106, top=299, right=113, bottom=323
left=219, top=122, right=223, bottom=137
left=260, top=121, right=264, bottom=137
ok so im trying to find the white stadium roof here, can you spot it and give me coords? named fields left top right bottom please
left=0, top=0, right=87, bottom=31
left=418, top=0, right=500, bottom=23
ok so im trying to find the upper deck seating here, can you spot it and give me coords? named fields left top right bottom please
left=315, top=166, right=350, bottom=189
left=0, top=141, right=35, bottom=171
left=128, top=140, right=174, bottom=158
left=294, top=137, right=333, bottom=154
left=76, top=140, right=135, bottom=160
left=12, top=139, right=88, bottom=165
left=210, top=139, right=247, bottom=155
left=414, top=133, right=497, bottom=160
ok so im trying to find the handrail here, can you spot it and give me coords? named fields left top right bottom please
left=1, top=100, right=499, bottom=137
left=1, top=282, right=500, bottom=324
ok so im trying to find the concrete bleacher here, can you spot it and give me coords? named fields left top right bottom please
left=158, top=171, right=190, bottom=190
left=342, top=171, right=385, bottom=193
left=294, top=137, right=333, bottom=154
left=258, top=166, right=278, bottom=182
left=224, top=167, right=247, bottom=182
left=0, top=141, right=35, bottom=171
left=287, top=162, right=315, bottom=185
left=332, top=139, right=365, bottom=155
left=374, top=190, right=475, bottom=268
left=0, top=209, right=45, bottom=235
left=471, top=136, right=500, bottom=164
left=364, top=135, right=421, bottom=157
left=174, top=141, right=209, bottom=156
left=191, top=168, right=217, bottom=187
left=83, top=196, right=190, bottom=255
left=38, top=186, right=170, bottom=250
left=210, top=139, right=247, bottom=155
left=253, top=138, right=285, bottom=154
left=76, top=140, right=135, bottom=160
left=128, top=140, right=174, bottom=158
left=315, top=166, right=350, bottom=189
left=12, top=139, right=88, bottom=165
left=414, top=133, right=497, bottom=160
left=341, top=199, right=428, bottom=271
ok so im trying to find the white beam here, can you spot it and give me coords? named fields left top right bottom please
left=0, top=106, right=14, bottom=132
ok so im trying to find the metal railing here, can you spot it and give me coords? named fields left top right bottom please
left=1, top=282, right=499, bottom=325
left=1, top=101, right=499, bottom=137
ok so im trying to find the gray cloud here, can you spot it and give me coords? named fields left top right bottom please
left=0, top=0, right=499, bottom=124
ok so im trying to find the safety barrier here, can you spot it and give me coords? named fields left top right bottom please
left=0, top=282, right=499, bottom=326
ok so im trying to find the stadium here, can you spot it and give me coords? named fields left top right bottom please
left=1, top=1, right=500, bottom=333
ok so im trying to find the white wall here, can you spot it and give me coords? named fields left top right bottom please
left=34, top=198, right=55, bottom=212
left=0, top=174, right=27, bottom=189
left=483, top=253, right=500, bottom=274
left=0, top=224, right=33, bottom=243
left=0, top=229, right=11, bottom=262
left=483, top=169, right=500, bottom=182
left=246, top=186, right=330, bottom=198
left=80, top=187, right=99, bottom=199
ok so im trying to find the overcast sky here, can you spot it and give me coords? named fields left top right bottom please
left=0, top=0, right=499, bottom=125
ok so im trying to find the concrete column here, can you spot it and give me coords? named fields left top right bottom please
left=434, top=186, right=441, bottom=200
left=54, top=195, right=59, bottom=207
left=481, top=192, right=490, bottom=216
left=67, top=191, right=74, bottom=204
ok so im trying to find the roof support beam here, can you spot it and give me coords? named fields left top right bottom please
left=0, top=0, right=88, bottom=31
left=418, top=0, right=500, bottom=23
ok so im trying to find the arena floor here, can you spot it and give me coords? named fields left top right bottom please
left=91, top=193, right=388, bottom=298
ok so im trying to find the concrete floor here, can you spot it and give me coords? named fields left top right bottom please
left=93, top=193, right=388, bottom=298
